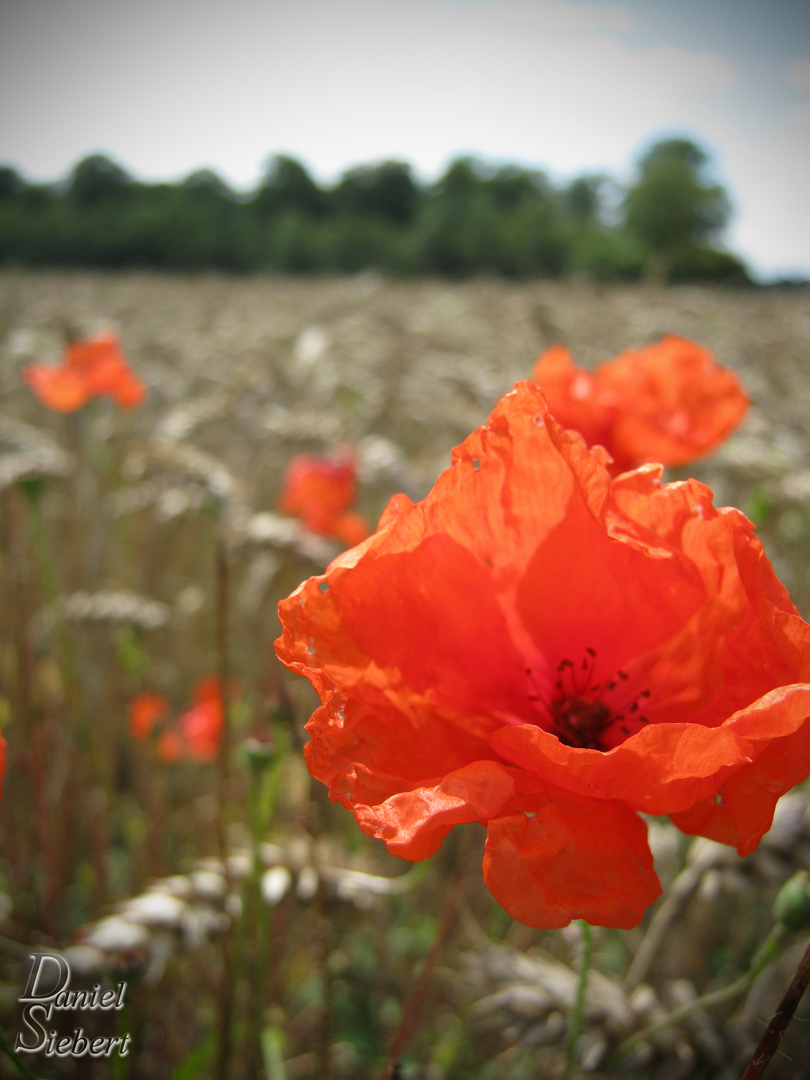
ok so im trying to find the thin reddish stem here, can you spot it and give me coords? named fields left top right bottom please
left=740, top=938, right=810, bottom=1080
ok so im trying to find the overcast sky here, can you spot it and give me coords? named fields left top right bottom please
left=1, top=0, right=808, bottom=279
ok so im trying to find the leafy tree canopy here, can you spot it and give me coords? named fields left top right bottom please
left=623, top=137, right=731, bottom=253
left=254, top=155, right=327, bottom=217
left=68, top=154, right=132, bottom=205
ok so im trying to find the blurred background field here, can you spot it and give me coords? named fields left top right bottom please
left=1, top=269, right=810, bottom=1079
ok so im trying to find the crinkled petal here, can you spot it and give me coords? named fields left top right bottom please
left=334, top=532, right=529, bottom=715
left=303, top=685, right=513, bottom=811
left=354, top=760, right=527, bottom=860
left=483, top=792, right=661, bottom=928
left=670, top=685, right=810, bottom=854
left=492, top=720, right=751, bottom=815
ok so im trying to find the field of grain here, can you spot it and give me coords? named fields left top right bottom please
left=1, top=270, right=810, bottom=1080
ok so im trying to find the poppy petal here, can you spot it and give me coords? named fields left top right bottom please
left=334, top=531, right=529, bottom=715
left=24, top=365, right=90, bottom=412
left=483, top=791, right=661, bottom=929
left=492, top=720, right=752, bottom=815
left=533, top=336, right=749, bottom=472
left=670, top=684, right=810, bottom=854
left=600, top=337, right=749, bottom=468
left=353, top=759, right=526, bottom=860
left=129, top=693, right=170, bottom=741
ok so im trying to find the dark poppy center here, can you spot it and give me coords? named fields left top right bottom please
left=552, top=693, right=614, bottom=750
left=526, top=648, right=650, bottom=752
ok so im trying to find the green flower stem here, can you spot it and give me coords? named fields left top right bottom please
left=375, top=832, right=472, bottom=1080
left=244, top=723, right=288, bottom=1074
left=0, top=1024, right=42, bottom=1080
left=616, top=924, right=785, bottom=1061
left=563, top=920, right=593, bottom=1080
left=214, top=538, right=236, bottom=1080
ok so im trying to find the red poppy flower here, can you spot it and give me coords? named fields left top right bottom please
left=24, top=333, right=147, bottom=412
left=531, top=336, right=749, bottom=473
left=177, top=676, right=224, bottom=763
left=129, top=692, right=170, bottom=741
left=156, top=728, right=184, bottom=764
left=275, top=382, right=810, bottom=930
left=130, top=679, right=227, bottom=763
left=278, top=451, right=370, bottom=547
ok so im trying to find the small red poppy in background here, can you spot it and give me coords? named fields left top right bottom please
left=25, top=333, right=147, bottom=412
left=129, top=678, right=227, bottom=764
left=276, top=381, right=810, bottom=930
left=278, top=451, right=370, bottom=547
left=176, top=676, right=224, bottom=763
left=531, top=335, right=748, bottom=473
left=129, top=692, right=170, bottom=742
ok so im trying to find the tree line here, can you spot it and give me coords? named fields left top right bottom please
left=0, top=139, right=749, bottom=283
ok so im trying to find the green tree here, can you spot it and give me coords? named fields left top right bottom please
left=182, top=168, right=236, bottom=202
left=252, top=155, right=326, bottom=218
left=0, top=166, right=25, bottom=200
left=486, top=164, right=549, bottom=211
left=565, top=175, right=605, bottom=222
left=68, top=154, right=132, bottom=206
left=332, top=161, right=420, bottom=225
left=623, top=138, right=731, bottom=254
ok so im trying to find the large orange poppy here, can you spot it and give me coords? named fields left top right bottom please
left=25, top=333, right=147, bottom=412
left=531, top=336, right=749, bottom=473
left=278, top=451, right=370, bottom=547
left=276, top=382, right=810, bottom=929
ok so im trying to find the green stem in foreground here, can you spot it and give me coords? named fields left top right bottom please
left=616, top=924, right=786, bottom=1061
left=563, top=921, right=593, bottom=1080
left=214, top=537, right=236, bottom=1080
left=375, top=833, right=472, bottom=1080
left=0, top=1025, right=42, bottom=1080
